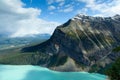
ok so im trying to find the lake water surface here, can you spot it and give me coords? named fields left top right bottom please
left=0, top=65, right=107, bottom=80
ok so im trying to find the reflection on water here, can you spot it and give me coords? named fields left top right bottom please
left=0, top=65, right=107, bottom=80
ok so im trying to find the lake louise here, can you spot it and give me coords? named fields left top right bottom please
left=0, top=0, right=120, bottom=80
left=0, top=65, right=107, bottom=80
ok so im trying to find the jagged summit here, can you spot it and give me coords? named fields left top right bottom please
left=21, top=13, right=120, bottom=71
left=74, top=14, right=87, bottom=19
left=112, top=14, right=120, bottom=20
left=72, top=14, right=104, bottom=22
left=72, top=14, right=120, bottom=22
left=72, top=14, right=89, bottom=20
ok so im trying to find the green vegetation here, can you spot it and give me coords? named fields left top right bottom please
left=48, top=54, right=68, bottom=67
left=105, top=58, right=120, bottom=80
left=112, top=46, right=120, bottom=52
left=89, top=64, right=100, bottom=73
left=105, top=46, right=120, bottom=80
left=0, top=51, right=50, bottom=65
left=0, top=46, right=68, bottom=68
left=67, top=30, right=77, bottom=39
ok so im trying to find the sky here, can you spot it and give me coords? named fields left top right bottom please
left=0, top=0, right=120, bottom=37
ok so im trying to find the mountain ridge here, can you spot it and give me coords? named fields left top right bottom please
left=0, top=14, right=120, bottom=73
left=22, top=14, right=120, bottom=71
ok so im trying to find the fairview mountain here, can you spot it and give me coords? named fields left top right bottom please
left=0, top=14, right=120, bottom=73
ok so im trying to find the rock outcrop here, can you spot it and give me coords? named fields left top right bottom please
left=1, top=14, right=120, bottom=72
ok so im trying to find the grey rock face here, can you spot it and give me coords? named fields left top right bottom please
left=21, top=14, right=120, bottom=72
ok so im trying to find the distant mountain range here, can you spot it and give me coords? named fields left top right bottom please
left=0, top=14, right=120, bottom=74
left=0, top=34, right=50, bottom=50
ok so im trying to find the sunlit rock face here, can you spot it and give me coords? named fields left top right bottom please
left=46, top=15, right=120, bottom=70
left=1, top=14, right=120, bottom=72
left=0, top=65, right=107, bottom=80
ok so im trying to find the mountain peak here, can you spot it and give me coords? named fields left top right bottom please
left=72, top=14, right=120, bottom=22
left=72, top=14, right=102, bottom=22
left=72, top=14, right=88, bottom=20
left=1, top=13, right=120, bottom=72
left=75, top=13, right=87, bottom=17
left=112, top=14, right=120, bottom=20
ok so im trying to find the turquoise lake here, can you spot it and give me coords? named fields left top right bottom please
left=0, top=65, right=107, bottom=80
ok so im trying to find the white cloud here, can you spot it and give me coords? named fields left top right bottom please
left=55, top=0, right=64, bottom=3
left=47, top=0, right=76, bottom=13
left=0, top=0, right=60, bottom=37
left=63, top=7, right=73, bottom=12
left=59, top=1, right=65, bottom=6
left=48, top=5, right=56, bottom=10
left=59, top=5, right=74, bottom=12
left=77, top=8, right=88, bottom=14
left=77, top=0, right=120, bottom=16
left=47, top=0, right=64, bottom=4
left=47, top=0, right=54, bottom=4
left=47, top=0, right=65, bottom=10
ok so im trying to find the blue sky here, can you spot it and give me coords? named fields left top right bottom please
left=21, top=0, right=85, bottom=23
left=0, top=0, right=120, bottom=37
left=21, top=0, right=120, bottom=23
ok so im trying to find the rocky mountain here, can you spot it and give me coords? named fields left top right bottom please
left=0, top=14, right=120, bottom=73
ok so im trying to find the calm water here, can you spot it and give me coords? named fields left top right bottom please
left=0, top=65, right=107, bottom=80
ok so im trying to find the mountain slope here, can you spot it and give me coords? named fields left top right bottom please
left=0, top=14, right=120, bottom=72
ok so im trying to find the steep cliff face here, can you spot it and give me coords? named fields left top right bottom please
left=1, top=14, right=120, bottom=72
